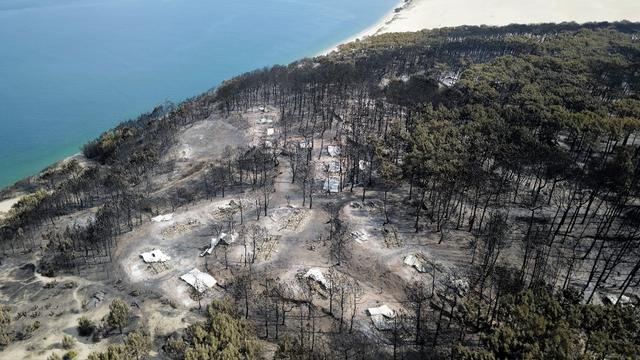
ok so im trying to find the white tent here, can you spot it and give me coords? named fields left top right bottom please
left=327, top=146, right=341, bottom=157
left=140, top=249, right=171, bottom=263
left=180, top=269, right=217, bottom=293
left=151, top=213, right=173, bottom=222
left=267, top=128, right=275, bottom=136
left=303, top=268, right=329, bottom=289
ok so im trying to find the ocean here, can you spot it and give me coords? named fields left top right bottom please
left=0, top=0, right=393, bottom=188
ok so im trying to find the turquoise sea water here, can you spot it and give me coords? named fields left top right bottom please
left=0, top=0, right=392, bottom=188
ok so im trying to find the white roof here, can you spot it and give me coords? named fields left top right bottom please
left=151, top=213, right=173, bottom=222
left=140, top=249, right=171, bottom=263
left=180, top=269, right=217, bottom=293
left=323, top=178, right=340, bottom=193
left=367, top=304, right=395, bottom=318
left=327, top=146, right=341, bottom=157
left=303, top=268, right=329, bottom=288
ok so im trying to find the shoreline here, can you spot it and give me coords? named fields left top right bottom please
left=319, top=0, right=640, bottom=56
left=318, top=0, right=410, bottom=55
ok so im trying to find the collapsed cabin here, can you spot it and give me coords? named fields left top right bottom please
left=200, top=232, right=237, bottom=256
left=404, top=253, right=429, bottom=273
left=351, top=229, right=369, bottom=244
left=180, top=268, right=217, bottom=293
left=367, top=304, right=396, bottom=331
left=303, top=268, right=329, bottom=289
left=327, top=145, right=341, bottom=157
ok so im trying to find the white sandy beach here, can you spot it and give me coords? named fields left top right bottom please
left=322, top=0, right=640, bottom=54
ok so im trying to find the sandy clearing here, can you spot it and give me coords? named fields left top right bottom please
left=321, top=0, right=640, bottom=54
left=0, top=195, right=23, bottom=218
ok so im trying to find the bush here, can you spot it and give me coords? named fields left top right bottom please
left=62, top=335, right=75, bottom=350
left=77, top=316, right=95, bottom=336
left=47, top=353, right=62, bottom=360
left=63, top=349, right=78, bottom=360
left=106, top=299, right=130, bottom=334
left=91, top=328, right=102, bottom=342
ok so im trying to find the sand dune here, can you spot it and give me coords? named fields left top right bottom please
left=323, top=0, right=639, bottom=54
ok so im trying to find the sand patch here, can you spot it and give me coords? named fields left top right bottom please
left=0, top=195, right=23, bottom=219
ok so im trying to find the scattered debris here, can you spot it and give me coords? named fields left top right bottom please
left=323, top=178, right=340, bottom=193
left=358, top=160, right=369, bottom=171
left=351, top=230, right=369, bottom=244
left=218, top=200, right=241, bottom=212
left=383, top=224, right=402, bottom=247
left=86, top=291, right=106, bottom=308
left=299, top=140, right=312, bottom=149
left=200, top=232, right=237, bottom=257
left=140, top=249, right=171, bottom=263
left=13, top=263, right=36, bottom=280
left=447, top=278, right=469, bottom=297
left=257, top=117, right=273, bottom=124
left=303, top=268, right=329, bottom=289
left=602, top=293, right=633, bottom=306
left=270, top=206, right=307, bottom=230
left=151, top=213, right=173, bottom=222
left=404, top=253, right=428, bottom=273
left=180, top=269, right=217, bottom=293
left=367, top=305, right=396, bottom=330
left=327, top=161, right=341, bottom=173
left=161, top=218, right=200, bottom=237
left=438, top=71, right=460, bottom=87
left=258, top=105, right=265, bottom=112
left=327, top=145, right=341, bottom=157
